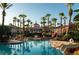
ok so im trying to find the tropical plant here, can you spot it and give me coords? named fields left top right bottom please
left=20, top=21, right=22, bottom=28
left=40, top=21, right=43, bottom=27
left=73, top=14, right=79, bottom=31
left=45, top=14, right=51, bottom=28
left=30, top=22, right=33, bottom=28
left=41, top=17, right=46, bottom=27
left=74, top=9, right=79, bottom=12
left=63, top=16, right=67, bottom=33
left=0, top=3, right=12, bottom=26
left=18, top=14, right=27, bottom=33
left=65, top=3, right=74, bottom=33
left=52, top=18, right=57, bottom=27
left=59, top=12, right=64, bottom=35
left=27, top=19, right=31, bottom=28
left=13, top=17, right=17, bottom=26
left=63, top=16, right=67, bottom=26
left=17, top=19, right=20, bottom=27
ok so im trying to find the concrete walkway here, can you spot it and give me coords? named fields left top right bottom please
left=50, top=40, right=78, bottom=50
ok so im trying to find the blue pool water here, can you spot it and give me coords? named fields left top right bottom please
left=0, top=40, right=63, bottom=55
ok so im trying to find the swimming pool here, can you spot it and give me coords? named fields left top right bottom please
left=0, top=40, right=63, bottom=55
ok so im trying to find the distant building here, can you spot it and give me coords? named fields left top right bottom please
left=29, top=22, right=42, bottom=33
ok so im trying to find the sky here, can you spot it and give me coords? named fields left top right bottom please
left=0, top=3, right=79, bottom=25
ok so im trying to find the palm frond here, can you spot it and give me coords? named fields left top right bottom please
left=6, top=4, right=13, bottom=9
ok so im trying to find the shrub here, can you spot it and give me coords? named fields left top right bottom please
left=62, top=31, right=79, bottom=42
left=0, top=25, right=11, bottom=42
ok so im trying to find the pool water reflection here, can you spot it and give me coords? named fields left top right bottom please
left=0, top=40, right=63, bottom=55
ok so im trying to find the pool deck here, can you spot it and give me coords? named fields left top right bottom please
left=50, top=40, right=79, bottom=55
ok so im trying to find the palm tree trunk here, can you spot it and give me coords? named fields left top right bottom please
left=18, top=22, right=19, bottom=33
left=60, top=17, right=62, bottom=36
left=23, top=18, right=25, bottom=34
left=48, top=17, right=49, bottom=28
left=55, top=23, right=56, bottom=27
left=64, top=19, right=66, bottom=33
left=20, top=22, right=21, bottom=28
left=2, top=10, right=5, bottom=26
left=68, top=15, right=72, bottom=33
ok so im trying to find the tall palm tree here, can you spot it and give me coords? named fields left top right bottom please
left=63, top=16, right=67, bottom=33
left=20, top=21, right=22, bottom=28
left=0, top=3, right=12, bottom=26
left=59, top=12, right=64, bottom=35
left=65, top=3, right=74, bottom=33
left=45, top=14, right=51, bottom=28
left=52, top=18, right=57, bottom=27
left=17, top=19, right=20, bottom=27
left=73, top=14, right=79, bottom=31
left=17, top=19, right=20, bottom=33
left=30, top=22, right=33, bottom=28
left=41, top=17, right=46, bottom=37
left=18, top=14, right=27, bottom=33
left=41, top=17, right=46, bottom=27
left=27, top=19, right=31, bottom=28
left=63, top=16, right=67, bottom=27
left=40, top=21, right=43, bottom=27
left=13, top=17, right=17, bottom=26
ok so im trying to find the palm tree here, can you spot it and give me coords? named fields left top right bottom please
left=41, top=17, right=46, bottom=27
left=63, top=16, right=67, bottom=27
left=74, top=9, right=79, bottom=12
left=40, top=21, right=43, bottom=27
left=13, top=17, right=17, bottom=26
left=30, top=22, right=33, bottom=28
left=59, top=12, right=64, bottom=36
left=45, top=14, right=51, bottom=28
left=27, top=19, right=31, bottom=28
left=18, top=14, right=27, bottom=33
left=63, top=16, right=67, bottom=34
left=0, top=3, right=12, bottom=26
left=65, top=3, right=74, bottom=33
left=52, top=18, right=57, bottom=27
left=73, top=14, right=79, bottom=31
left=20, top=21, right=22, bottom=28
left=17, top=19, right=20, bottom=33
left=17, top=19, right=20, bottom=27
left=57, top=23, right=60, bottom=33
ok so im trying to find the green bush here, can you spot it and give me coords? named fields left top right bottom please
left=62, top=31, right=79, bottom=42
left=0, top=25, right=11, bottom=42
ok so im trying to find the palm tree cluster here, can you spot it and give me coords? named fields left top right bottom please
left=40, top=13, right=67, bottom=34
left=0, top=3, right=79, bottom=38
left=12, top=14, right=33, bottom=34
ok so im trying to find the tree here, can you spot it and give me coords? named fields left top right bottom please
left=27, top=19, right=31, bottom=28
left=73, top=14, right=79, bottom=31
left=0, top=3, right=12, bottom=26
left=45, top=14, right=51, bottom=28
left=40, top=21, right=43, bottom=27
left=18, top=14, right=27, bottom=33
left=73, top=9, right=79, bottom=30
left=30, top=22, right=33, bottom=28
left=20, top=21, right=22, bottom=28
left=17, top=19, right=20, bottom=27
left=52, top=18, right=57, bottom=27
left=65, top=3, right=74, bottom=33
left=59, top=12, right=64, bottom=36
left=13, top=17, right=17, bottom=26
left=63, top=16, right=67, bottom=26
left=41, top=17, right=46, bottom=28
left=63, top=16, right=67, bottom=34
